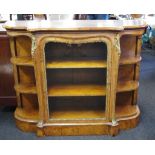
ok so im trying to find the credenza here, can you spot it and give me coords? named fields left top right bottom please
left=4, top=20, right=146, bottom=136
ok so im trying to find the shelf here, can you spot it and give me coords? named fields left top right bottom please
left=49, top=104, right=138, bottom=120
left=117, top=81, right=139, bottom=93
left=49, top=109, right=105, bottom=120
left=48, top=84, right=106, bottom=97
left=15, top=107, right=39, bottom=122
left=11, top=57, right=33, bottom=66
left=14, top=81, right=138, bottom=96
left=10, top=56, right=141, bottom=67
left=48, top=81, right=138, bottom=97
left=15, top=104, right=138, bottom=122
left=120, top=57, right=141, bottom=65
left=116, top=105, right=138, bottom=119
left=46, top=59, right=107, bottom=69
left=14, top=84, right=37, bottom=94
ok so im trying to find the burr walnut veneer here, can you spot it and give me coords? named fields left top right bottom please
left=4, top=20, right=146, bottom=136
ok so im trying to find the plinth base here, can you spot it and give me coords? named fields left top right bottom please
left=15, top=106, right=140, bottom=136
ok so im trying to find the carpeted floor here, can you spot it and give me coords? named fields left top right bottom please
left=0, top=47, right=155, bottom=140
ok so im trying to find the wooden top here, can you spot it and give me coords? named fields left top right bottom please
left=4, top=20, right=147, bottom=32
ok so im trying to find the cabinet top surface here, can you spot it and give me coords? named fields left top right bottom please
left=3, top=20, right=147, bottom=32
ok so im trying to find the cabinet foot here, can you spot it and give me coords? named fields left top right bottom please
left=37, top=128, right=45, bottom=137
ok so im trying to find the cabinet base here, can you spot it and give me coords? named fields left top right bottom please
left=15, top=106, right=140, bottom=137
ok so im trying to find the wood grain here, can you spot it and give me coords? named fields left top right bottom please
left=11, top=57, right=33, bottom=66
left=48, top=84, right=106, bottom=97
left=14, top=84, right=37, bottom=94
left=6, top=20, right=146, bottom=136
left=14, top=103, right=138, bottom=122
left=120, top=56, right=141, bottom=65
left=46, top=59, right=107, bottom=69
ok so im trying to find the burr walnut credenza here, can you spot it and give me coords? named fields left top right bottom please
left=4, top=20, right=147, bottom=136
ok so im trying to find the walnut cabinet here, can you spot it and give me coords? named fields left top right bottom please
left=4, top=20, right=146, bottom=136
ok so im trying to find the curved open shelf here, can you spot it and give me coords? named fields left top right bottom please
left=120, top=56, right=141, bottom=65
left=116, top=105, right=139, bottom=119
left=15, top=107, right=39, bottom=122
left=14, top=84, right=37, bottom=94
left=117, top=81, right=139, bottom=93
left=11, top=57, right=33, bottom=66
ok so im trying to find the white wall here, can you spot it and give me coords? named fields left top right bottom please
left=47, top=14, right=74, bottom=20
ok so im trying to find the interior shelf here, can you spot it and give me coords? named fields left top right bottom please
left=11, top=57, right=33, bottom=66
left=50, top=104, right=138, bottom=120
left=10, top=57, right=107, bottom=69
left=49, top=109, right=105, bottom=120
left=14, top=81, right=138, bottom=96
left=47, top=81, right=138, bottom=97
left=46, top=59, right=107, bottom=69
left=117, top=81, right=139, bottom=93
left=119, top=56, right=141, bottom=65
left=48, top=84, right=106, bottom=97
left=15, top=107, right=105, bottom=121
left=15, top=104, right=138, bottom=122
left=14, top=84, right=37, bottom=94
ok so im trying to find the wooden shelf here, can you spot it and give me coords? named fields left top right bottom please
left=14, top=84, right=37, bottom=94
left=10, top=57, right=33, bottom=66
left=46, top=59, right=107, bottom=69
left=48, top=81, right=138, bottom=97
left=48, top=84, right=106, bottom=97
left=11, top=57, right=107, bottom=69
left=15, top=107, right=39, bottom=122
left=10, top=56, right=141, bottom=67
left=14, top=81, right=138, bottom=96
left=117, top=81, right=139, bottom=93
left=120, top=57, right=141, bottom=65
left=49, top=109, right=105, bottom=120
left=116, top=105, right=138, bottom=119
left=49, top=104, right=138, bottom=120
left=15, top=104, right=138, bottom=122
